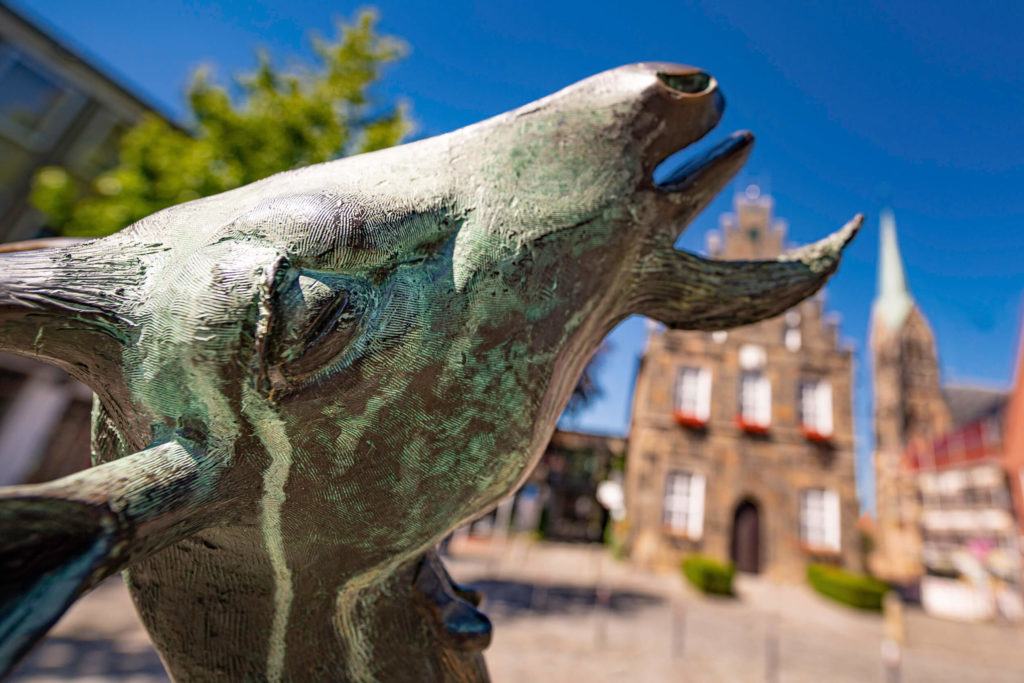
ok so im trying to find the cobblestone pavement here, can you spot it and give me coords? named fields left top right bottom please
left=12, top=539, right=1024, bottom=682
left=446, top=538, right=1024, bottom=683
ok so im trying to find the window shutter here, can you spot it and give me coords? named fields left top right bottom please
left=825, top=489, right=841, bottom=551
left=697, top=368, right=712, bottom=421
left=758, top=375, right=772, bottom=426
left=818, top=382, right=833, bottom=436
left=687, top=473, right=705, bottom=539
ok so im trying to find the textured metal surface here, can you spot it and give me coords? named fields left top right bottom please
left=0, top=63, right=859, bottom=681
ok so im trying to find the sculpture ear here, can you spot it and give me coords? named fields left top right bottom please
left=0, top=441, right=224, bottom=678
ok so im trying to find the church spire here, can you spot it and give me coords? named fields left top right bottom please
left=873, top=208, right=914, bottom=330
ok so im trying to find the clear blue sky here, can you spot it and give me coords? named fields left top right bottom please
left=13, top=0, right=1024, bottom=512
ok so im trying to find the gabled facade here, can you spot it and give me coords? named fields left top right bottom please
left=624, top=187, right=859, bottom=581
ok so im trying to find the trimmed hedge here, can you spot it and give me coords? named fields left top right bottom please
left=807, top=563, right=888, bottom=611
left=682, top=555, right=735, bottom=595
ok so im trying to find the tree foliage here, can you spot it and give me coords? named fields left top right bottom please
left=32, top=11, right=411, bottom=237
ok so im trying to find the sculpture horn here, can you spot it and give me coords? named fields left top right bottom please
left=633, top=214, right=862, bottom=329
left=0, top=440, right=226, bottom=678
left=0, top=241, right=143, bottom=399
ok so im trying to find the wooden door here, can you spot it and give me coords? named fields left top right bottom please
left=731, top=500, right=761, bottom=573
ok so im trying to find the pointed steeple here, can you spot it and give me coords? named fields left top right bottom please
left=873, top=208, right=914, bottom=330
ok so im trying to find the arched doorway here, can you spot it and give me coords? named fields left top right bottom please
left=731, top=499, right=761, bottom=573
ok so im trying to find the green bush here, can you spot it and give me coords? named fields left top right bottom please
left=682, top=555, right=735, bottom=595
left=807, top=563, right=888, bottom=611
left=603, top=519, right=628, bottom=561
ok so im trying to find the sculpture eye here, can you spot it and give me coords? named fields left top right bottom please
left=264, top=271, right=367, bottom=388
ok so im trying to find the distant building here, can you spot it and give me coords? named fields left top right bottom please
left=1005, top=330, right=1024, bottom=542
left=0, top=1, right=169, bottom=484
left=623, top=187, right=860, bottom=581
left=869, top=209, right=952, bottom=584
left=869, top=209, right=1024, bottom=620
left=0, top=353, right=93, bottom=485
left=0, top=1, right=167, bottom=242
left=531, top=430, right=626, bottom=542
left=905, top=397, right=1022, bottom=620
left=457, top=430, right=625, bottom=544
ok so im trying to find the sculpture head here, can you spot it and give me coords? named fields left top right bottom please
left=0, top=63, right=859, bottom=680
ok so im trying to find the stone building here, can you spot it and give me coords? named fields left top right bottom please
left=869, top=209, right=952, bottom=583
left=624, top=187, right=859, bottom=581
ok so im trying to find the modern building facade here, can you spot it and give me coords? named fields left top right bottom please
left=0, top=1, right=165, bottom=242
left=624, top=187, right=860, bottom=581
left=0, top=2, right=168, bottom=485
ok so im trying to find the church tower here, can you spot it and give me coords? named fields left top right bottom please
left=869, top=209, right=950, bottom=582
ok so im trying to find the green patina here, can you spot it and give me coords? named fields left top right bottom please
left=0, top=63, right=860, bottom=681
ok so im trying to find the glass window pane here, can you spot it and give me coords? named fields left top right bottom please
left=0, top=59, right=66, bottom=135
left=741, top=372, right=770, bottom=425
left=664, top=471, right=693, bottom=533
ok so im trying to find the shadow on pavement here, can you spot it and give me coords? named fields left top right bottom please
left=470, top=579, right=663, bottom=619
left=10, top=636, right=169, bottom=681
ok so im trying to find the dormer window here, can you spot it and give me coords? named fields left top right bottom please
left=799, top=379, right=833, bottom=441
left=673, top=366, right=711, bottom=428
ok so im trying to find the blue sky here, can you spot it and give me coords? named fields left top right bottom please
left=13, top=0, right=1024, bottom=512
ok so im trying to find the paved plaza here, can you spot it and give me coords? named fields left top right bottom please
left=11, top=539, right=1024, bottom=682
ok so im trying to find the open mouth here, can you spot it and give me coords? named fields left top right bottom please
left=654, top=130, right=755, bottom=194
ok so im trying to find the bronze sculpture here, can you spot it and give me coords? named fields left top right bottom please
left=0, top=63, right=860, bottom=681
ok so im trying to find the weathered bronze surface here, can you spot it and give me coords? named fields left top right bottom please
left=0, top=63, right=860, bottom=681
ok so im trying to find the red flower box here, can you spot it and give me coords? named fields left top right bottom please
left=800, top=425, right=832, bottom=442
left=736, top=416, right=770, bottom=434
left=672, top=410, right=707, bottom=429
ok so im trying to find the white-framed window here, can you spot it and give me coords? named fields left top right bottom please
left=800, top=488, right=840, bottom=551
left=739, top=371, right=771, bottom=427
left=663, top=471, right=706, bottom=539
left=675, top=366, right=711, bottom=422
left=799, top=379, right=833, bottom=436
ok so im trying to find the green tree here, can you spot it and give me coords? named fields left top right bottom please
left=31, top=11, right=411, bottom=237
